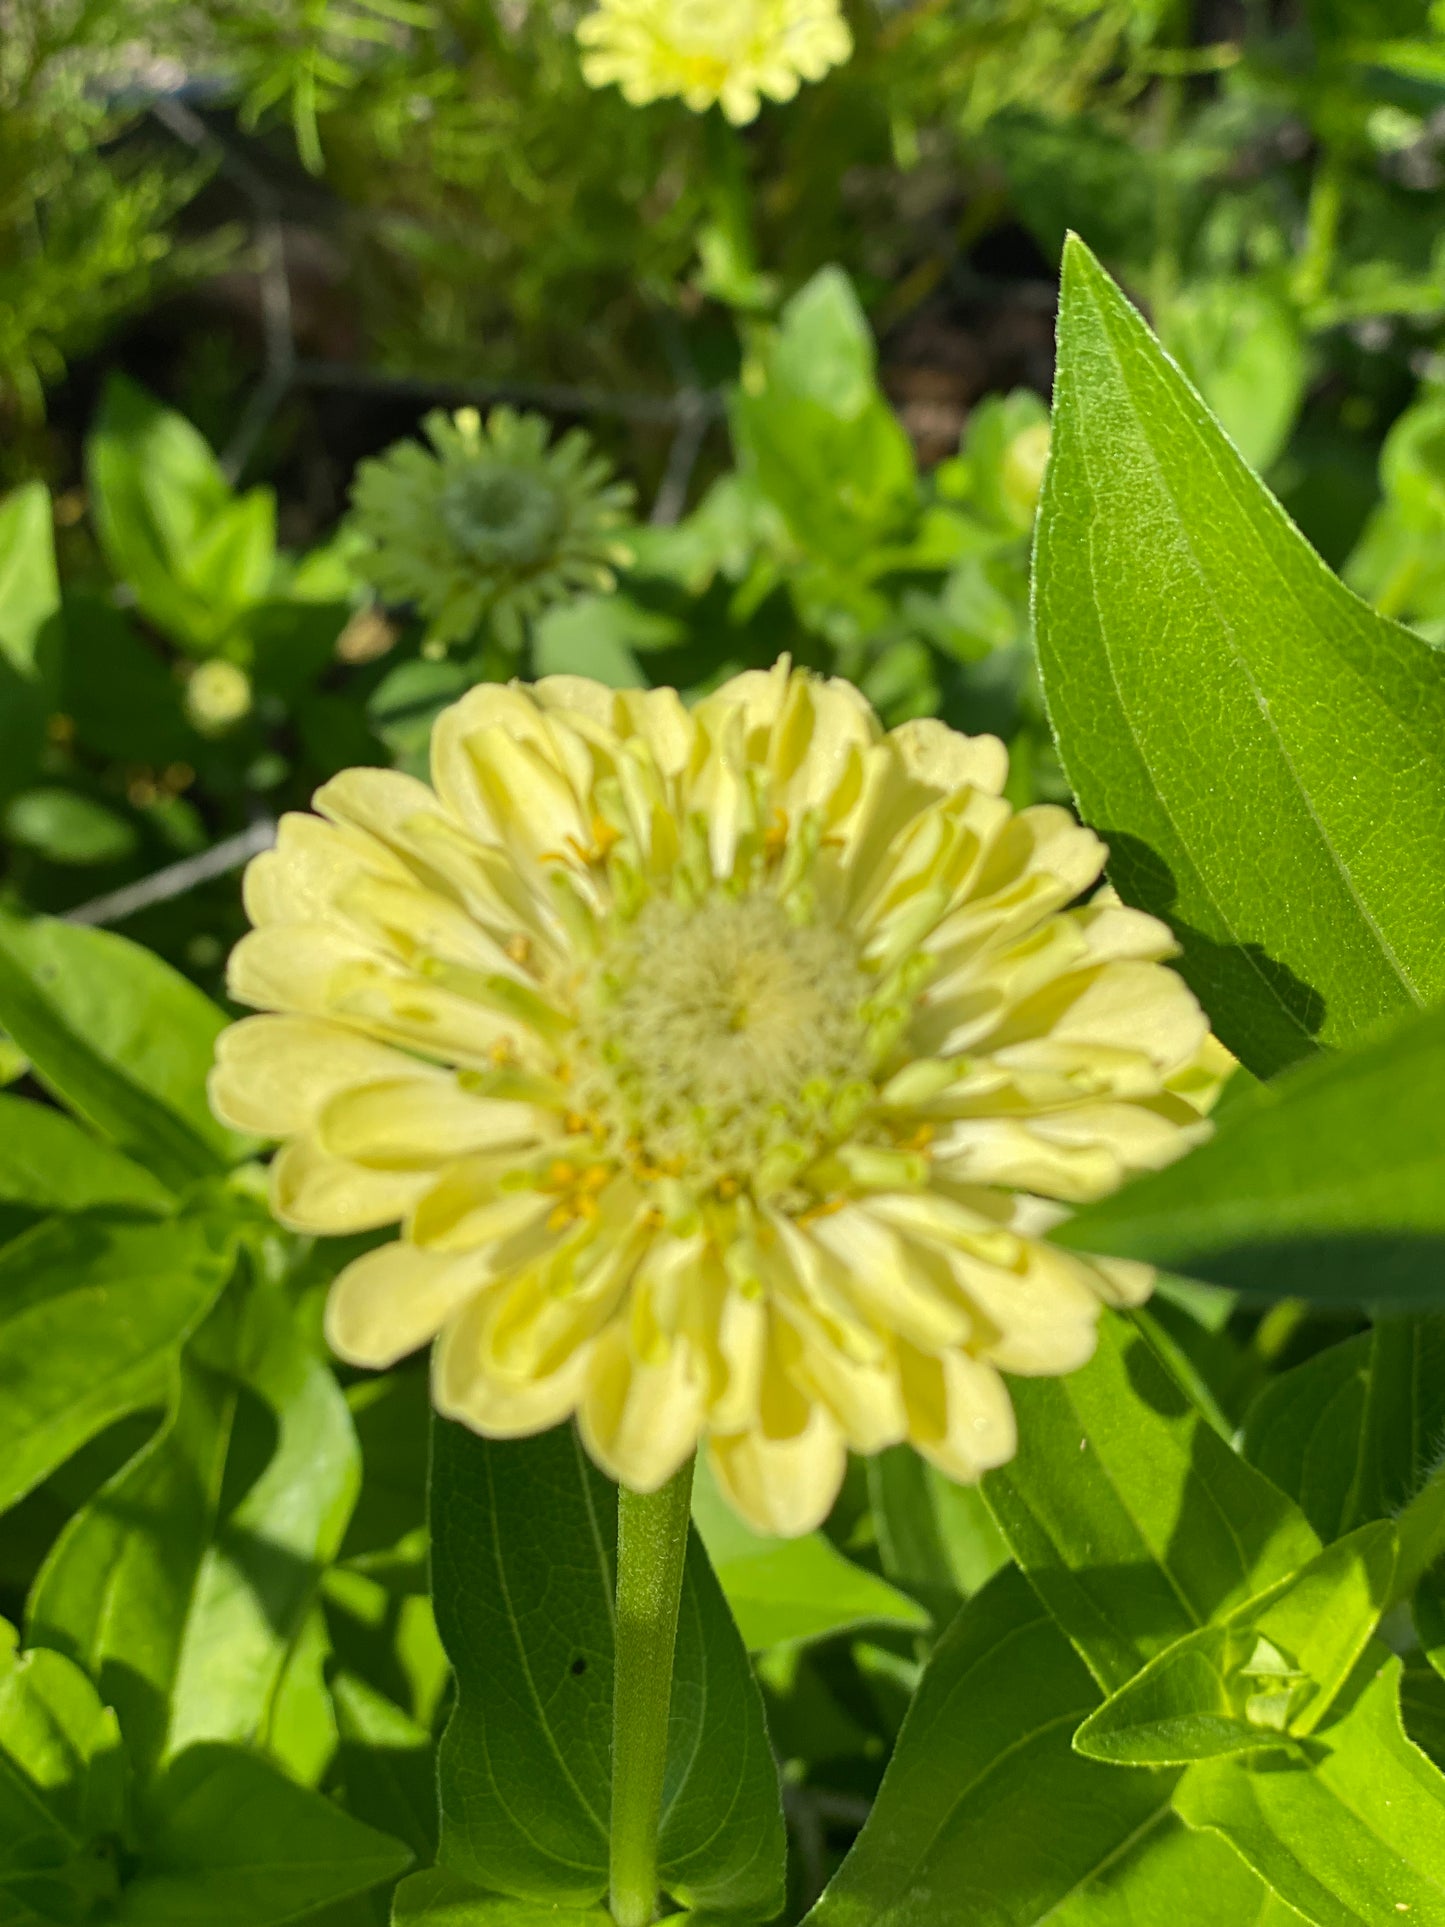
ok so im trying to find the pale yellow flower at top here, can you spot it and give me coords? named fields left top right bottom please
left=576, top=0, right=853, bottom=126
left=211, top=662, right=1228, bottom=1536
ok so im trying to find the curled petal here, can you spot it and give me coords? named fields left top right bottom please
left=269, top=1136, right=430, bottom=1233
left=328, top=1241, right=490, bottom=1367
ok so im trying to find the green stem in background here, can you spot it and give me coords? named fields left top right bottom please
left=1292, top=145, right=1345, bottom=313
left=609, top=1455, right=696, bottom=1927
left=697, top=111, right=775, bottom=317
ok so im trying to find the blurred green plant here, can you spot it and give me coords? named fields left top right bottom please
left=0, top=3, right=221, bottom=422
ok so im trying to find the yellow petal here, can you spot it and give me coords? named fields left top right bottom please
left=897, top=1342, right=1017, bottom=1482
left=432, top=1288, right=591, bottom=1437
left=708, top=1403, right=847, bottom=1538
left=410, top=1160, right=554, bottom=1254
left=269, top=1136, right=430, bottom=1233
left=428, top=682, right=553, bottom=841
left=887, top=717, right=1007, bottom=798
left=230, top=925, right=542, bottom=1067
left=326, top=1239, right=489, bottom=1367
left=930, top=1103, right=1204, bottom=1203
left=1088, top=1255, right=1155, bottom=1307
left=809, top=1206, right=972, bottom=1351
left=242, top=811, right=410, bottom=928
left=992, top=960, right=1208, bottom=1078
left=703, top=1281, right=767, bottom=1432
left=209, top=1014, right=416, bottom=1137
left=579, top=1323, right=707, bottom=1493
left=531, top=674, right=626, bottom=730
left=316, top=1077, right=546, bottom=1170
left=314, top=764, right=453, bottom=851
left=774, top=1295, right=904, bottom=1454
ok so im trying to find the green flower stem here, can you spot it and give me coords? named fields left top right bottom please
left=609, top=1454, right=696, bottom=1927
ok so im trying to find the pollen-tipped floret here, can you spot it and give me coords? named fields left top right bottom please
left=211, top=662, right=1226, bottom=1535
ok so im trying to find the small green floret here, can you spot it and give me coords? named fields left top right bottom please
left=347, top=405, right=635, bottom=650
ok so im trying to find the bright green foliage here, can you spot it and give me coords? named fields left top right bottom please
left=1345, top=384, right=1445, bottom=631
left=690, top=1457, right=929, bottom=1654
left=804, top=1566, right=1295, bottom=1927
left=0, top=913, right=243, bottom=1182
left=1158, top=279, right=1308, bottom=474
left=88, top=376, right=280, bottom=660
left=115, top=1744, right=411, bottom=1923
left=0, top=1094, right=173, bottom=1216
left=0, top=1214, right=235, bottom=1516
left=31, top=1279, right=361, bottom=1777
left=1058, top=995, right=1445, bottom=1302
left=984, top=1315, right=1319, bottom=1693
left=428, top=1418, right=785, bottom=1920
left=1073, top=1522, right=1397, bottom=1764
left=0, top=484, right=60, bottom=815
left=1243, top=1318, right=1445, bottom=1554
left=1035, top=235, right=1445, bottom=1079
left=1173, top=1656, right=1445, bottom=1926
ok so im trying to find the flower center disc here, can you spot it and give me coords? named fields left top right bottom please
left=577, top=892, right=871, bottom=1191
left=439, top=466, right=564, bottom=569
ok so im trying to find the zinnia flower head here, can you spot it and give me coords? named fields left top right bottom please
left=211, top=662, right=1226, bottom=1536
left=347, top=406, right=635, bottom=652
left=576, top=0, right=853, bottom=126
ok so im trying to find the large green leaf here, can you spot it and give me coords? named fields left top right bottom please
left=30, top=1280, right=359, bottom=1776
left=804, top=1566, right=1293, bottom=1927
left=0, top=1214, right=234, bottom=1515
left=393, top=1869, right=609, bottom=1924
left=1242, top=1338, right=1371, bottom=1542
left=1074, top=1522, right=1396, bottom=1766
left=1056, top=998, right=1445, bottom=1303
left=691, top=1455, right=928, bottom=1652
left=866, top=1442, right=1011, bottom=1610
left=0, top=915, right=244, bottom=1186
left=118, top=1745, right=410, bottom=1924
left=1174, top=1651, right=1445, bottom=1925
left=330, top=1671, right=436, bottom=1865
left=0, top=1092, right=175, bottom=1215
left=87, top=376, right=276, bottom=656
left=983, top=1314, right=1319, bottom=1692
left=1034, top=234, right=1445, bottom=1078
left=430, top=1419, right=785, bottom=1920
left=1245, top=1319, right=1445, bottom=1555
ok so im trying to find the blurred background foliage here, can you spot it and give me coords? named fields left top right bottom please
left=11, top=0, right=1445, bottom=994
left=5, top=0, right=1445, bottom=1911
left=6, top=0, right=1444, bottom=1198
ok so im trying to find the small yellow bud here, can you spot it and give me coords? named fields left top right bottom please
left=185, top=659, right=253, bottom=735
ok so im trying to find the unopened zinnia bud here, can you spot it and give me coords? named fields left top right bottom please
left=186, top=659, right=253, bottom=735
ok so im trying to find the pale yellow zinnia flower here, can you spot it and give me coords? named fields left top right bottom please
left=576, top=0, right=853, bottom=126
left=211, top=663, right=1224, bottom=1536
